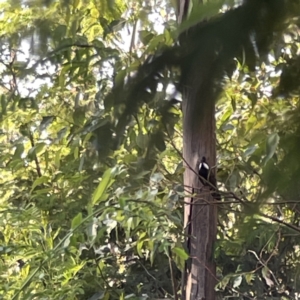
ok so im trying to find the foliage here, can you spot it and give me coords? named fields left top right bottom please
left=0, top=0, right=183, bottom=299
left=214, top=16, right=300, bottom=298
left=0, top=0, right=300, bottom=299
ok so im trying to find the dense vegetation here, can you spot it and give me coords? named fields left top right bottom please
left=0, top=0, right=300, bottom=299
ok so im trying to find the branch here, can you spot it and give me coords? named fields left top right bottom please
left=28, top=131, right=42, bottom=178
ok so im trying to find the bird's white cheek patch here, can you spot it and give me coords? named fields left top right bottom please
left=202, top=163, right=209, bottom=170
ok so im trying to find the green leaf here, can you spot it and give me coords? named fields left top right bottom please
left=172, top=247, right=189, bottom=260
left=53, top=25, right=67, bottom=41
left=74, top=146, right=79, bottom=159
left=249, top=93, right=258, bottom=108
left=136, top=133, right=148, bottom=149
left=71, top=19, right=78, bottom=37
left=264, top=133, right=279, bottom=165
left=119, top=197, right=126, bottom=209
left=231, top=96, right=236, bottom=111
left=35, top=143, right=46, bottom=155
left=73, top=0, right=80, bottom=9
left=137, top=232, right=147, bottom=257
left=139, top=30, right=155, bottom=46
left=13, top=144, right=24, bottom=159
left=73, top=108, right=86, bottom=126
left=92, top=168, right=112, bottom=205
left=87, top=203, right=93, bottom=216
left=64, top=235, right=71, bottom=248
left=90, top=7, right=99, bottom=18
left=244, top=145, right=258, bottom=157
left=1, top=94, right=7, bottom=115
left=31, top=176, right=49, bottom=191
left=150, top=245, right=156, bottom=266
left=228, top=170, right=239, bottom=191
left=71, top=213, right=82, bottom=229
left=87, top=218, right=98, bottom=242
left=54, top=149, right=61, bottom=168
left=164, top=29, right=173, bottom=45
left=59, top=66, right=69, bottom=88
left=109, top=19, right=126, bottom=32
left=146, top=34, right=165, bottom=52
left=78, top=154, right=85, bottom=171
left=216, top=275, right=230, bottom=290
left=27, top=147, right=36, bottom=160
left=44, top=151, right=49, bottom=170
left=244, top=272, right=255, bottom=284
left=114, top=69, right=126, bottom=87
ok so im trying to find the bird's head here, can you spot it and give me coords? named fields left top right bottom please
left=199, top=156, right=209, bottom=170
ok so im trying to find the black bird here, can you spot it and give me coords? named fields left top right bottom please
left=198, top=156, right=221, bottom=200
left=199, top=156, right=210, bottom=184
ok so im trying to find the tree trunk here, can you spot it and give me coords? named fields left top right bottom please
left=179, top=10, right=218, bottom=298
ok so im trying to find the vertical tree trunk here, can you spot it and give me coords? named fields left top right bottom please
left=176, top=0, right=287, bottom=297
left=179, top=10, right=218, bottom=299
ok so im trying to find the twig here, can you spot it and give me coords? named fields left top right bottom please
left=248, top=250, right=279, bottom=286
left=28, top=130, right=42, bottom=178
left=167, top=247, right=178, bottom=300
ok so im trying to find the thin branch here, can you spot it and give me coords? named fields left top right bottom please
left=248, top=250, right=280, bottom=286
left=129, top=19, right=138, bottom=60
left=167, top=247, right=178, bottom=300
left=28, top=130, right=42, bottom=178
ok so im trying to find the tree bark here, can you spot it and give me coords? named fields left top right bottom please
left=180, top=32, right=218, bottom=300
left=177, top=0, right=218, bottom=298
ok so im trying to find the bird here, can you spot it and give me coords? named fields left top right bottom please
left=198, top=156, right=221, bottom=200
